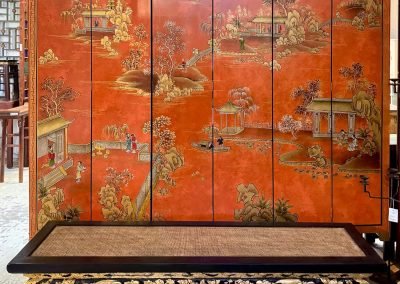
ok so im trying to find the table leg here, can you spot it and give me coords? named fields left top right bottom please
left=1, top=119, right=8, bottom=183
left=18, top=117, right=25, bottom=183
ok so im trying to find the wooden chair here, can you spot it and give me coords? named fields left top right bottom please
left=0, top=103, right=28, bottom=183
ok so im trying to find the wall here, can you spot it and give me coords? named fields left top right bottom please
left=29, top=0, right=390, bottom=235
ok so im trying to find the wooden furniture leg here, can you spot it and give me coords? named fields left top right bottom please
left=18, top=117, right=24, bottom=183
left=24, top=117, right=29, bottom=167
left=1, top=119, right=8, bottom=183
left=6, top=119, right=13, bottom=169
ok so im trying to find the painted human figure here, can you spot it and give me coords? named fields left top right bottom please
left=217, top=136, right=224, bottom=146
left=347, top=134, right=358, bottom=152
left=76, top=161, right=86, bottom=183
left=48, top=145, right=56, bottom=168
left=126, top=133, right=132, bottom=152
left=131, top=134, right=137, bottom=153
left=337, top=129, right=348, bottom=146
left=339, top=129, right=346, bottom=140
left=239, top=37, right=245, bottom=51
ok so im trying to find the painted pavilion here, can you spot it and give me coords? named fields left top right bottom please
left=217, top=101, right=244, bottom=135
left=242, top=16, right=287, bottom=37
left=76, top=0, right=116, bottom=35
left=306, top=98, right=356, bottom=138
left=37, top=115, right=71, bottom=164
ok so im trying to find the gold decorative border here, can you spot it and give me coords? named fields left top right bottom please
left=28, top=0, right=37, bottom=238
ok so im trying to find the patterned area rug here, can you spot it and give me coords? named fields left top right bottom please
left=24, top=272, right=373, bottom=284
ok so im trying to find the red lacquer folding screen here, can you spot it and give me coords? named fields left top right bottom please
left=29, top=0, right=391, bottom=236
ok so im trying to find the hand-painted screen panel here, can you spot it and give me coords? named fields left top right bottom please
left=36, top=0, right=92, bottom=230
left=31, top=0, right=390, bottom=235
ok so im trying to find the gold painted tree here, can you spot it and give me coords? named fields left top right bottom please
left=40, top=77, right=79, bottom=117
left=143, top=116, right=176, bottom=153
left=122, top=24, right=149, bottom=72
left=339, top=63, right=381, bottom=151
left=103, top=124, right=129, bottom=140
left=143, top=116, right=184, bottom=186
left=291, top=79, right=321, bottom=116
left=228, top=87, right=259, bottom=126
left=155, top=21, right=185, bottom=78
left=106, top=0, right=132, bottom=43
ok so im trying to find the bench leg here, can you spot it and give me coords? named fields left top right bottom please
left=24, top=117, right=29, bottom=167
left=1, top=119, right=8, bottom=183
left=18, top=117, right=24, bottom=183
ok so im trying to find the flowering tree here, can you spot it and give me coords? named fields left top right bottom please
left=143, top=116, right=182, bottom=186
left=104, top=167, right=134, bottom=193
left=40, top=77, right=79, bottom=117
left=277, top=115, right=302, bottom=139
left=155, top=21, right=185, bottom=78
left=291, top=79, right=320, bottom=116
left=133, top=24, right=148, bottom=42
left=143, top=116, right=176, bottom=153
left=339, top=63, right=376, bottom=97
left=122, top=24, right=149, bottom=72
left=228, top=87, right=259, bottom=125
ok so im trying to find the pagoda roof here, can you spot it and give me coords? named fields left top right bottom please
left=306, top=98, right=355, bottom=114
left=217, top=101, right=241, bottom=114
left=38, top=115, right=72, bottom=138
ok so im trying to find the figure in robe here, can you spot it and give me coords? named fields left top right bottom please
left=76, top=161, right=86, bottom=183
left=48, top=145, right=56, bottom=168
left=126, top=133, right=132, bottom=152
left=131, top=134, right=137, bottom=153
left=347, top=134, right=358, bottom=152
